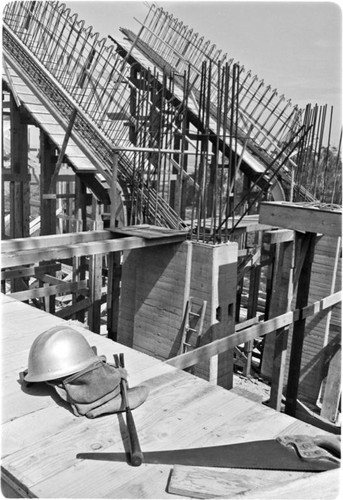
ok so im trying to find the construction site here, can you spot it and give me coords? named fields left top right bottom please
left=1, top=1, right=342, bottom=498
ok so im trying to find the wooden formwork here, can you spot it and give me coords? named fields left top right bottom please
left=259, top=201, right=342, bottom=426
left=117, top=239, right=238, bottom=388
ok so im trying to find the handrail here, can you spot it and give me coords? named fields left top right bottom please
left=165, top=291, right=342, bottom=369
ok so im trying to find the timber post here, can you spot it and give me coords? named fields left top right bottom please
left=285, top=232, right=317, bottom=416
left=88, top=200, right=104, bottom=334
left=72, top=175, right=88, bottom=323
left=107, top=149, right=122, bottom=341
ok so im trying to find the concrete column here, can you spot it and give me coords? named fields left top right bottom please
left=190, top=242, right=237, bottom=388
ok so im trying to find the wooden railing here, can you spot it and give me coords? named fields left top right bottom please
left=166, top=290, right=341, bottom=429
left=166, top=291, right=341, bottom=370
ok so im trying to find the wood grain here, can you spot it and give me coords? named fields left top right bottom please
left=1, top=294, right=338, bottom=498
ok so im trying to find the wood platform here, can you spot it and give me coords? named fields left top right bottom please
left=1, top=293, right=340, bottom=498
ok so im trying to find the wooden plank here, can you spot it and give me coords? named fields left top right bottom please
left=88, top=218, right=103, bottom=334
left=236, top=314, right=264, bottom=332
left=238, top=469, right=340, bottom=499
left=54, top=297, right=91, bottom=319
left=294, top=399, right=341, bottom=434
left=2, top=171, right=31, bottom=182
left=1, top=263, right=61, bottom=280
left=168, top=465, right=272, bottom=498
left=259, top=201, right=342, bottom=238
left=166, top=291, right=341, bottom=370
left=2, top=302, right=315, bottom=499
left=318, top=236, right=341, bottom=409
left=301, top=291, right=341, bottom=319
left=10, top=95, right=30, bottom=241
left=48, top=108, right=77, bottom=194
left=1, top=469, right=33, bottom=498
left=264, top=229, right=295, bottom=244
left=5, top=56, right=110, bottom=181
left=285, top=233, right=317, bottom=416
left=40, top=131, right=57, bottom=236
left=8, top=280, right=88, bottom=301
left=1, top=234, right=187, bottom=268
left=244, top=262, right=261, bottom=376
left=1, top=230, right=110, bottom=253
left=111, top=224, right=189, bottom=239
left=34, top=273, right=66, bottom=286
left=166, top=311, right=295, bottom=370
left=269, top=240, right=294, bottom=410
left=106, top=251, right=121, bottom=340
left=320, top=345, right=341, bottom=422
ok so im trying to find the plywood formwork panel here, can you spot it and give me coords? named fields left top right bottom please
left=117, top=242, right=191, bottom=357
left=133, top=242, right=190, bottom=360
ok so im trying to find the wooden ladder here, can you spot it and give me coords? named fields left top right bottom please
left=178, top=298, right=207, bottom=356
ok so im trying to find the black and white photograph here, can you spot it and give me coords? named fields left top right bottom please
left=1, top=0, right=342, bottom=497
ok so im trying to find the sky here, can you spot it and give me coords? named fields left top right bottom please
left=63, top=0, right=342, bottom=145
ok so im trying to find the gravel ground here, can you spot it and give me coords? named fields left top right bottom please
left=231, top=372, right=271, bottom=404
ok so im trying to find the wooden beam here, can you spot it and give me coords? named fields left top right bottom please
left=263, top=229, right=295, bottom=245
left=54, top=298, right=92, bottom=319
left=40, top=131, right=57, bottom=236
left=2, top=171, right=31, bottom=182
left=235, top=314, right=264, bottom=332
left=8, top=280, right=88, bottom=301
left=260, top=232, right=277, bottom=376
left=259, top=201, right=342, bottom=238
left=87, top=214, right=103, bottom=334
left=166, top=311, right=295, bottom=370
left=42, top=193, right=75, bottom=200
left=110, top=151, right=119, bottom=229
left=1, top=234, right=187, bottom=268
left=48, top=109, right=77, bottom=193
left=301, top=291, right=341, bottom=319
left=269, top=240, right=294, bottom=411
left=72, top=177, right=88, bottom=322
left=244, top=263, right=261, bottom=376
left=106, top=251, right=121, bottom=341
left=77, top=173, right=111, bottom=205
left=166, top=291, right=341, bottom=370
left=1, top=263, right=61, bottom=280
left=1, top=230, right=111, bottom=253
left=34, top=273, right=66, bottom=286
left=3, top=59, right=21, bottom=107
left=285, top=233, right=317, bottom=416
left=10, top=94, right=29, bottom=240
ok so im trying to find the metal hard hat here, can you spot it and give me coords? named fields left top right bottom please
left=25, top=325, right=97, bottom=382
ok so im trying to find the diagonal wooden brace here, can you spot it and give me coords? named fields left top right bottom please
left=47, top=108, right=77, bottom=194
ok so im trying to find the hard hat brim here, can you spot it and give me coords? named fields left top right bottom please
left=24, top=356, right=99, bottom=382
